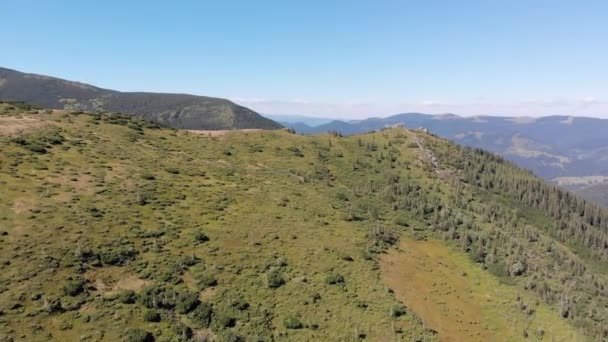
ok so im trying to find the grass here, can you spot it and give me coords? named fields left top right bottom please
left=0, top=102, right=592, bottom=341
left=381, top=236, right=584, bottom=341
left=0, top=104, right=435, bottom=341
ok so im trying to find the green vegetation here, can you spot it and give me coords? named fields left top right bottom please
left=283, top=316, right=303, bottom=329
left=0, top=102, right=602, bottom=340
left=0, top=67, right=283, bottom=130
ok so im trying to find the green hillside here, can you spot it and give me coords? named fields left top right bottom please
left=1, top=102, right=606, bottom=341
left=0, top=67, right=282, bottom=131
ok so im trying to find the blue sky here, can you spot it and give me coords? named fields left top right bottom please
left=2, top=0, right=607, bottom=118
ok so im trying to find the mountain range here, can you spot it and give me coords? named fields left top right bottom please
left=282, top=113, right=608, bottom=206
left=0, top=67, right=282, bottom=130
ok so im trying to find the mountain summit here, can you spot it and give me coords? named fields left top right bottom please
left=0, top=67, right=281, bottom=130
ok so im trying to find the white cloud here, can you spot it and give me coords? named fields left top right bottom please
left=420, top=100, right=439, bottom=106
left=579, top=96, right=599, bottom=108
left=581, top=96, right=597, bottom=103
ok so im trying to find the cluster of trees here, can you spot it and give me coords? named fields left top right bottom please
left=426, top=139, right=608, bottom=338
left=335, top=131, right=608, bottom=338
left=456, top=147, right=608, bottom=260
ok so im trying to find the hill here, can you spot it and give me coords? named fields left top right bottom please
left=1, top=102, right=607, bottom=340
left=287, top=113, right=608, bottom=206
left=0, top=67, right=282, bottom=131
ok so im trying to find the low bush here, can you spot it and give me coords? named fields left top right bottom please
left=125, top=328, right=154, bottom=342
left=119, top=290, right=137, bottom=304
left=194, top=231, right=209, bottom=243
left=196, top=274, right=218, bottom=289
left=175, top=290, right=200, bottom=314
left=390, top=304, right=407, bottom=317
left=62, top=279, right=85, bottom=296
left=287, top=146, right=304, bottom=157
left=393, top=215, right=409, bottom=227
left=215, top=314, right=236, bottom=328
left=283, top=316, right=303, bottom=329
left=100, top=246, right=137, bottom=265
left=141, top=173, right=155, bottom=180
left=190, top=302, right=213, bottom=328
left=266, top=270, right=285, bottom=289
left=143, top=309, right=161, bottom=322
left=325, top=273, right=345, bottom=285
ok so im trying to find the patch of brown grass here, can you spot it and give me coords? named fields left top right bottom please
left=86, top=268, right=149, bottom=294
left=47, top=174, right=95, bottom=196
left=381, top=238, right=495, bottom=342
left=11, top=198, right=37, bottom=214
left=0, top=116, right=47, bottom=136
left=185, top=129, right=262, bottom=137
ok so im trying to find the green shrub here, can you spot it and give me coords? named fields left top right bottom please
left=62, top=279, right=85, bottom=296
left=190, top=302, right=213, bottom=328
left=283, top=316, right=303, bottom=329
left=143, top=309, right=161, bottom=322
left=26, top=143, right=47, bottom=154
left=119, top=290, right=137, bottom=304
left=390, top=304, right=407, bottom=317
left=171, top=321, right=193, bottom=340
left=100, top=246, right=137, bottom=265
left=230, top=297, right=249, bottom=311
left=125, top=328, right=154, bottom=342
left=45, top=134, right=65, bottom=145
left=197, top=274, right=217, bottom=289
left=325, top=273, right=345, bottom=285
left=393, top=215, right=409, bottom=227
left=335, top=191, right=349, bottom=201
left=266, top=270, right=285, bottom=289
left=179, top=255, right=199, bottom=267
left=218, top=331, right=244, bottom=342
left=175, top=291, right=199, bottom=314
left=141, top=173, right=155, bottom=180
left=43, top=297, right=64, bottom=314
left=140, top=285, right=169, bottom=309
left=287, top=146, right=304, bottom=157
left=194, top=231, right=209, bottom=243
left=215, top=314, right=236, bottom=328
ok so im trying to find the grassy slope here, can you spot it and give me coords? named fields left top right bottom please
left=381, top=237, right=583, bottom=341
left=0, top=104, right=433, bottom=341
left=0, top=103, right=585, bottom=341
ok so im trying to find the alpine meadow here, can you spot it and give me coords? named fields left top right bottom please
left=2, top=1, right=608, bottom=341
left=1, top=102, right=606, bottom=341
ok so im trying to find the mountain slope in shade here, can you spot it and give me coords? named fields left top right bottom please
left=285, top=113, right=608, bottom=206
left=0, top=67, right=282, bottom=130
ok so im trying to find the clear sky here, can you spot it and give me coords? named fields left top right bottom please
left=2, top=0, right=607, bottom=118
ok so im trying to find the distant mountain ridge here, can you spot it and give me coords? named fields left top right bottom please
left=0, top=67, right=282, bottom=130
left=284, top=112, right=608, bottom=206
left=263, top=114, right=337, bottom=127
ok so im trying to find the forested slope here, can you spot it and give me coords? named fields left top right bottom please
left=0, top=67, right=282, bottom=130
